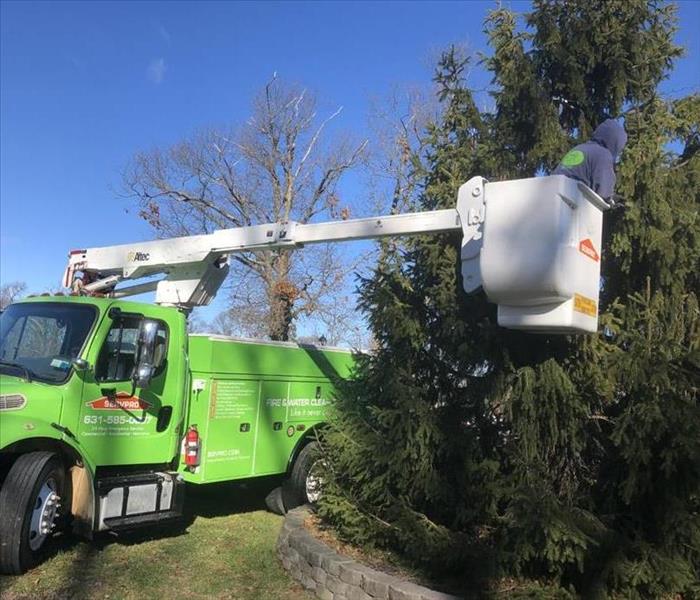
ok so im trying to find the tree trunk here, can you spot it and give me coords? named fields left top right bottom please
left=267, top=253, right=296, bottom=341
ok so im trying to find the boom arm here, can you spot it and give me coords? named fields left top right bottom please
left=64, top=177, right=486, bottom=308
left=64, top=176, right=610, bottom=334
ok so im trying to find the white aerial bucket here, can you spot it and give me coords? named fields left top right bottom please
left=479, top=175, right=608, bottom=333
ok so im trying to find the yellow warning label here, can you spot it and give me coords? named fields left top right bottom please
left=573, top=293, right=597, bottom=317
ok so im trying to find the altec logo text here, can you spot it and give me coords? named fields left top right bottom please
left=127, top=251, right=150, bottom=262
left=87, top=392, right=151, bottom=411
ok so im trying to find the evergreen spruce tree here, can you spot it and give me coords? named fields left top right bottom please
left=319, top=1, right=699, bottom=596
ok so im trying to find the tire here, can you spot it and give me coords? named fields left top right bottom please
left=0, top=452, right=66, bottom=574
left=282, top=441, right=324, bottom=511
left=264, top=486, right=286, bottom=515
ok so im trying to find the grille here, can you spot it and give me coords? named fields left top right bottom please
left=0, top=394, right=26, bottom=410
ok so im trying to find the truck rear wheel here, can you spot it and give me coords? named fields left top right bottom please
left=282, top=441, right=324, bottom=511
left=0, top=452, right=66, bottom=574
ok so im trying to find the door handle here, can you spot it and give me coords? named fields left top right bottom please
left=101, top=387, right=117, bottom=398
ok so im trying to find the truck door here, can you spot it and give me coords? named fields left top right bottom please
left=76, top=309, right=185, bottom=466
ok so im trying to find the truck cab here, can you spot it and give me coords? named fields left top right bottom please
left=0, top=295, right=189, bottom=573
left=1, top=296, right=188, bottom=469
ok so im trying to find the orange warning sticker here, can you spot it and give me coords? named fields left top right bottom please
left=573, top=293, right=597, bottom=317
left=579, top=238, right=600, bottom=262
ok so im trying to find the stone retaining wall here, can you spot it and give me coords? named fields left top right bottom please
left=277, top=506, right=460, bottom=600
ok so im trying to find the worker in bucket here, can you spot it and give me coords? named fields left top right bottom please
left=554, top=118, right=627, bottom=202
left=71, top=270, right=97, bottom=295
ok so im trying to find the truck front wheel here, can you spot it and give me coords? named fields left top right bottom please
left=282, top=441, right=324, bottom=511
left=0, top=452, right=67, bottom=574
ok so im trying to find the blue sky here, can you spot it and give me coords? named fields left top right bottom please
left=1, top=0, right=698, bottom=329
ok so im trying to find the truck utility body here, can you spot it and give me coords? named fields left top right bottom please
left=1, top=175, right=610, bottom=574
left=186, top=334, right=352, bottom=484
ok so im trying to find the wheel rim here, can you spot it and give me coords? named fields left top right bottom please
left=28, top=478, right=60, bottom=551
left=305, top=460, right=324, bottom=504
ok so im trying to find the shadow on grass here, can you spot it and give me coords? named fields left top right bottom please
left=98, top=474, right=285, bottom=546
left=0, top=475, right=287, bottom=598
left=181, top=474, right=285, bottom=520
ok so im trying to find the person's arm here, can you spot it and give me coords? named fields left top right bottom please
left=591, top=153, right=616, bottom=200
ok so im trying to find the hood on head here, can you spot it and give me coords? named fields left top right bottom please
left=592, top=119, right=627, bottom=160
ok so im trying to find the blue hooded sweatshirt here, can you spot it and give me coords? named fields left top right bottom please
left=554, top=119, right=627, bottom=200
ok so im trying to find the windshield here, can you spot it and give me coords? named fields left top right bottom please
left=0, top=302, right=97, bottom=383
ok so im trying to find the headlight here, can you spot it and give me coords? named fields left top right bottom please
left=0, top=394, right=27, bottom=410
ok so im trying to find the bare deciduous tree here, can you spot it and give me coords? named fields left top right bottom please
left=0, top=281, right=27, bottom=310
left=123, top=76, right=367, bottom=341
left=365, top=85, right=439, bottom=215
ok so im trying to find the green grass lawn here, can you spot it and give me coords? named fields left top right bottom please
left=0, top=478, right=311, bottom=600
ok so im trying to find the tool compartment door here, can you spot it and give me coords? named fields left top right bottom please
left=253, top=380, right=294, bottom=476
left=286, top=381, right=330, bottom=422
left=200, top=378, right=260, bottom=481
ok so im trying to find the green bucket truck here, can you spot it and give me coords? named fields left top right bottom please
left=0, top=175, right=611, bottom=573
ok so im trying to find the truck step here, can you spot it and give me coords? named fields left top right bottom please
left=96, top=471, right=184, bottom=531
left=102, top=510, right=183, bottom=531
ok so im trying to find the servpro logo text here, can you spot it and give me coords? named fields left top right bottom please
left=86, top=392, right=151, bottom=411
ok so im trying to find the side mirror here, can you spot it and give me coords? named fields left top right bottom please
left=132, top=319, right=160, bottom=390
left=71, top=358, right=90, bottom=372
